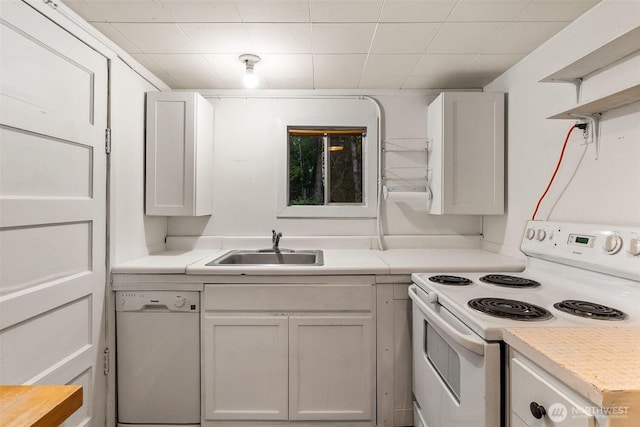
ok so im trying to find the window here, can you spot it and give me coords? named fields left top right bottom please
left=275, top=97, right=379, bottom=218
left=288, top=127, right=365, bottom=207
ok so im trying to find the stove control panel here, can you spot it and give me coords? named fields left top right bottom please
left=522, top=221, right=640, bottom=281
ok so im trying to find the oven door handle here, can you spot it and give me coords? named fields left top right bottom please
left=409, top=285, right=485, bottom=356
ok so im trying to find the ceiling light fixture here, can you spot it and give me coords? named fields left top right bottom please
left=239, top=54, right=261, bottom=89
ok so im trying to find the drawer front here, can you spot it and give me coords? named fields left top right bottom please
left=204, top=284, right=374, bottom=312
left=511, top=357, right=595, bottom=427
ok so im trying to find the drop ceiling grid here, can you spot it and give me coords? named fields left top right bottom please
left=60, top=0, right=602, bottom=89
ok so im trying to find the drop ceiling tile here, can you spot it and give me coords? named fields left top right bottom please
left=444, top=72, right=498, bottom=88
left=312, top=23, right=376, bottom=53
left=310, top=1, right=384, bottom=23
left=129, top=53, right=174, bottom=84
left=245, top=23, right=312, bottom=53
left=411, top=53, right=476, bottom=75
left=62, top=1, right=106, bottom=22
left=160, top=1, right=242, bottom=22
left=82, top=1, right=173, bottom=22
left=379, top=0, right=457, bottom=22
left=149, top=53, right=225, bottom=89
left=203, top=53, right=245, bottom=77
left=234, top=0, right=310, bottom=23
left=313, top=54, right=367, bottom=88
left=362, top=54, right=421, bottom=76
left=467, top=53, right=525, bottom=73
left=371, top=23, right=440, bottom=54
left=112, top=23, right=198, bottom=53
left=405, top=54, right=475, bottom=88
left=180, top=23, right=252, bottom=53
left=402, top=74, right=451, bottom=89
left=358, top=73, right=407, bottom=89
left=483, top=21, right=569, bottom=54
left=447, top=1, right=529, bottom=22
left=426, top=22, right=508, bottom=54
left=91, top=23, right=141, bottom=53
left=360, top=54, right=421, bottom=88
left=260, top=54, right=313, bottom=77
left=515, top=0, right=601, bottom=22
left=267, top=76, right=314, bottom=89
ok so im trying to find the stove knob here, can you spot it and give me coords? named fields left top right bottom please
left=427, top=292, right=438, bottom=304
left=535, top=229, right=547, bottom=241
left=174, top=297, right=186, bottom=308
left=525, top=228, right=535, bottom=240
left=603, top=234, right=623, bottom=254
left=627, top=238, right=640, bottom=256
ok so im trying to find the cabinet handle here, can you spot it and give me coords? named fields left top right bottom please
left=530, top=402, right=546, bottom=419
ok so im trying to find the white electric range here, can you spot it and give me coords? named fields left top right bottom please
left=409, top=220, right=640, bottom=427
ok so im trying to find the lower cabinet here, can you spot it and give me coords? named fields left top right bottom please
left=202, top=281, right=376, bottom=426
left=203, top=316, right=289, bottom=420
left=289, top=316, right=374, bottom=421
left=509, top=350, right=603, bottom=427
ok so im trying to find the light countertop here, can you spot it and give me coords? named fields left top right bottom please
left=111, top=248, right=525, bottom=276
left=504, top=327, right=640, bottom=427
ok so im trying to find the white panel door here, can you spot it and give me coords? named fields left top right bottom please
left=203, top=315, right=289, bottom=421
left=289, top=315, right=375, bottom=421
left=0, top=1, right=108, bottom=426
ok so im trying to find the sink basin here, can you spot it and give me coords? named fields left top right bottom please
left=206, top=250, right=324, bottom=266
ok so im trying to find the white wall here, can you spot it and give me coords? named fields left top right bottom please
left=167, top=91, right=483, bottom=241
left=110, top=59, right=168, bottom=263
left=482, top=0, right=640, bottom=257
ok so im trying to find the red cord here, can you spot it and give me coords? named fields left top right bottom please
left=531, top=124, right=578, bottom=221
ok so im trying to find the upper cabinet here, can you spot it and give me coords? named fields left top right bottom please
left=427, top=92, right=505, bottom=215
left=543, top=26, right=640, bottom=119
left=145, top=92, right=214, bottom=216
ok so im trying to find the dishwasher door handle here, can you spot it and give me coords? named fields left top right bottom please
left=141, top=304, right=170, bottom=311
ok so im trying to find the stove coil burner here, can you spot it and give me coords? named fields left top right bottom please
left=428, top=275, right=473, bottom=286
left=468, top=298, right=552, bottom=321
left=554, top=300, right=627, bottom=321
left=479, top=274, right=541, bottom=288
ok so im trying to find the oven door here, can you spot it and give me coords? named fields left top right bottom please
left=409, top=285, right=501, bottom=427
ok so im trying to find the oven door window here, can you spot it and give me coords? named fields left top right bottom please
left=425, top=320, right=461, bottom=402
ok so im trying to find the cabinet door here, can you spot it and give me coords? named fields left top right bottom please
left=203, top=316, right=288, bottom=421
left=289, top=316, right=375, bottom=421
left=145, top=91, right=213, bottom=216
left=428, top=91, right=504, bottom=215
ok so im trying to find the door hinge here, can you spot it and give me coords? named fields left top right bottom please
left=105, top=128, right=111, bottom=154
left=103, top=348, right=110, bottom=375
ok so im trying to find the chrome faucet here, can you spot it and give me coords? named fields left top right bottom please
left=272, top=229, right=282, bottom=252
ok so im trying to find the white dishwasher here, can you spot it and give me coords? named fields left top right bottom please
left=116, top=290, right=200, bottom=427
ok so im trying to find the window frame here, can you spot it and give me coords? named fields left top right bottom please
left=276, top=101, right=379, bottom=218
left=287, top=127, right=366, bottom=208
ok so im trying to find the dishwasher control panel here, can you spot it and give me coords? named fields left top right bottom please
left=116, top=290, right=200, bottom=312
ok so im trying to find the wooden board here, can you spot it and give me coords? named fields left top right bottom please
left=0, top=385, right=82, bottom=427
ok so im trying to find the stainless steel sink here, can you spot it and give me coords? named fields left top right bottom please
left=206, top=250, right=324, bottom=266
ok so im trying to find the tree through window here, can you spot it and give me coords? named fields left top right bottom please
left=288, top=127, right=365, bottom=206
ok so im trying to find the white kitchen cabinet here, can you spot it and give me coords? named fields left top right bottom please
left=202, top=281, right=376, bottom=426
left=289, top=316, right=374, bottom=421
left=427, top=92, right=504, bottom=215
left=203, top=316, right=288, bottom=421
left=145, top=91, right=213, bottom=216
left=509, top=350, right=600, bottom=427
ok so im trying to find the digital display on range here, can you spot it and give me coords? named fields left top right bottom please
left=568, top=234, right=595, bottom=247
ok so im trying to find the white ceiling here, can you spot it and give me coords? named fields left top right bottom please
left=62, top=0, right=601, bottom=90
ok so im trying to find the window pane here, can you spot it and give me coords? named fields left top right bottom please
left=329, top=134, right=363, bottom=203
left=289, top=134, right=324, bottom=205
